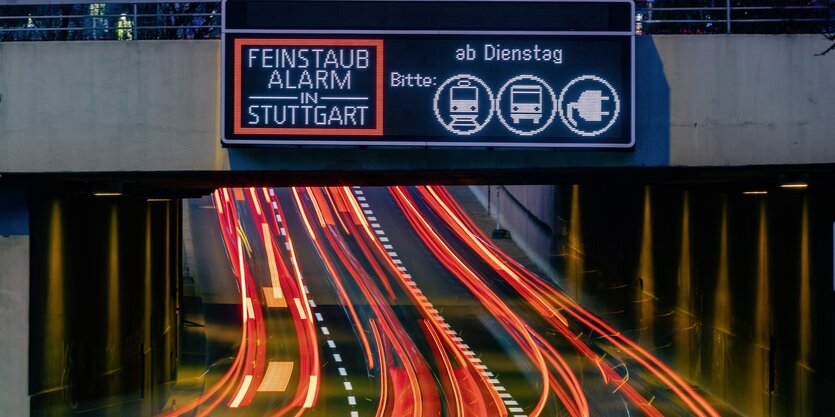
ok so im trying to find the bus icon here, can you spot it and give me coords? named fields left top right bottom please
left=510, top=85, right=543, bottom=124
left=450, top=79, right=479, bottom=127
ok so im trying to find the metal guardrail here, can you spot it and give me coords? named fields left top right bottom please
left=0, top=1, right=832, bottom=40
left=636, top=1, right=834, bottom=34
left=0, top=3, right=220, bottom=41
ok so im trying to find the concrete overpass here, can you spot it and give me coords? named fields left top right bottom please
left=1, top=35, right=835, bottom=417
left=0, top=35, right=833, bottom=185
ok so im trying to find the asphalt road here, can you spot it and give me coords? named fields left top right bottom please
left=165, top=186, right=731, bottom=417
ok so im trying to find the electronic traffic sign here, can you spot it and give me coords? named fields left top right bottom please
left=222, top=0, right=634, bottom=148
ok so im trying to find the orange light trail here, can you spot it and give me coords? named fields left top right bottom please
left=391, top=185, right=557, bottom=417
left=292, top=187, right=375, bottom=370
left=423, top=185, right=720, bottom=417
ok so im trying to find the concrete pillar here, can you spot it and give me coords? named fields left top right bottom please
left=0, top=184, right=30, bottom=417
left=28, top=191, right=180, bottom=416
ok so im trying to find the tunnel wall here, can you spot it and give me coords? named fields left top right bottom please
left=0, top=185, right=30, bottom=417
left=28, top=192, right=181, bottom=417
left=474, top=183, right=835, bottom=417
left=0, top=35, right=833, bottom=175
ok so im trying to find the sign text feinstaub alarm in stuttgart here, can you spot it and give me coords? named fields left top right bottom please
left=222, top=0, right=635, bottom=148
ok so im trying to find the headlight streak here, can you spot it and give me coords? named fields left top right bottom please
left=297, top=186, right=443, bottom=417
left=292, top=187, right=376, bottom=371
left=423, top=185, right=721, bottom=417
left=369, top=319, right=390, bottom=417
left=259, top=187, right=322, bottom=417
left=155, top=190, right=252, bottom=416
left=163, top=185, right=721, bottom=417
left=390, top=186, right=562, bottom=417
left=335, top=186, right=506, bottom=417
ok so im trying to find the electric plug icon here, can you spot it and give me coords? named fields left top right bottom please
left=566, top=90, right=609, bottom=128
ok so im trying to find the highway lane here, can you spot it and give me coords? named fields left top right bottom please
left=356, top=187, right=552, bottom=414
left=160, top=186, right=724, bottom=417
left=396, top=185, right=722, bottom=417
left=385, top=186, right=641, bottom=416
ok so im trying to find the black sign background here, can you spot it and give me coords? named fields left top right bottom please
left=222, top=1, right=635, bottom=148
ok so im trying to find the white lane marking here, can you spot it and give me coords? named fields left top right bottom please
left=267, top=190, right=352, bottom=412
left=293, top=298, right=307, bottom=320
left=245, top=297, right=255, bottom=320
left=229, top=375, right=253, bottom=408
left=352, top=194, right=522, bottom=417
left=302, top=375, right=317, bottom=408
left=343, top=381, right=353, bottom=391
left=364, top=210, right=373, bottom=215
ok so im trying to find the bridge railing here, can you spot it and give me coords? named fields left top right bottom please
left=636, top=0, right=834, bottom=34
left=0, top=1, right=832, bottom=40
left=0, top=2, right=220, bottom=41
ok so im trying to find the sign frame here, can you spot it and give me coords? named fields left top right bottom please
left=221, top=0, right=635, bottom=149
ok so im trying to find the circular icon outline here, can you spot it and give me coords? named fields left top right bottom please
left=433, top=74, right=495, bottom=136
left=495, top=75, right=558, bottom=137
left=557, top=75, right=621, bottom=137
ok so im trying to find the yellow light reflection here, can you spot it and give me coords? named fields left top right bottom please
left=750, top=198, right=770, bottom=415
left=711, top=196, right=731, bottom=389
left=566, top=184, right=584, bottom=300
left=107, top=205, right=122, bottom=385
left=799, top=196, right=810, bottom=365
left=638, top=186, right=655, bottom=347
left=713, top=196, right=731, bottom=332
left=675, top=192, right=693, bottom=372
left=143, top=204, right=152, bottom=395
left=45, top=200, right=65, bottom=388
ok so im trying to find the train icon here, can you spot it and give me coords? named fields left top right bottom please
left=433, top=74, right=495, bottom=136
left=449, top=79, right=479, bottom=127
left=509, top=84, right=543, bottom=124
